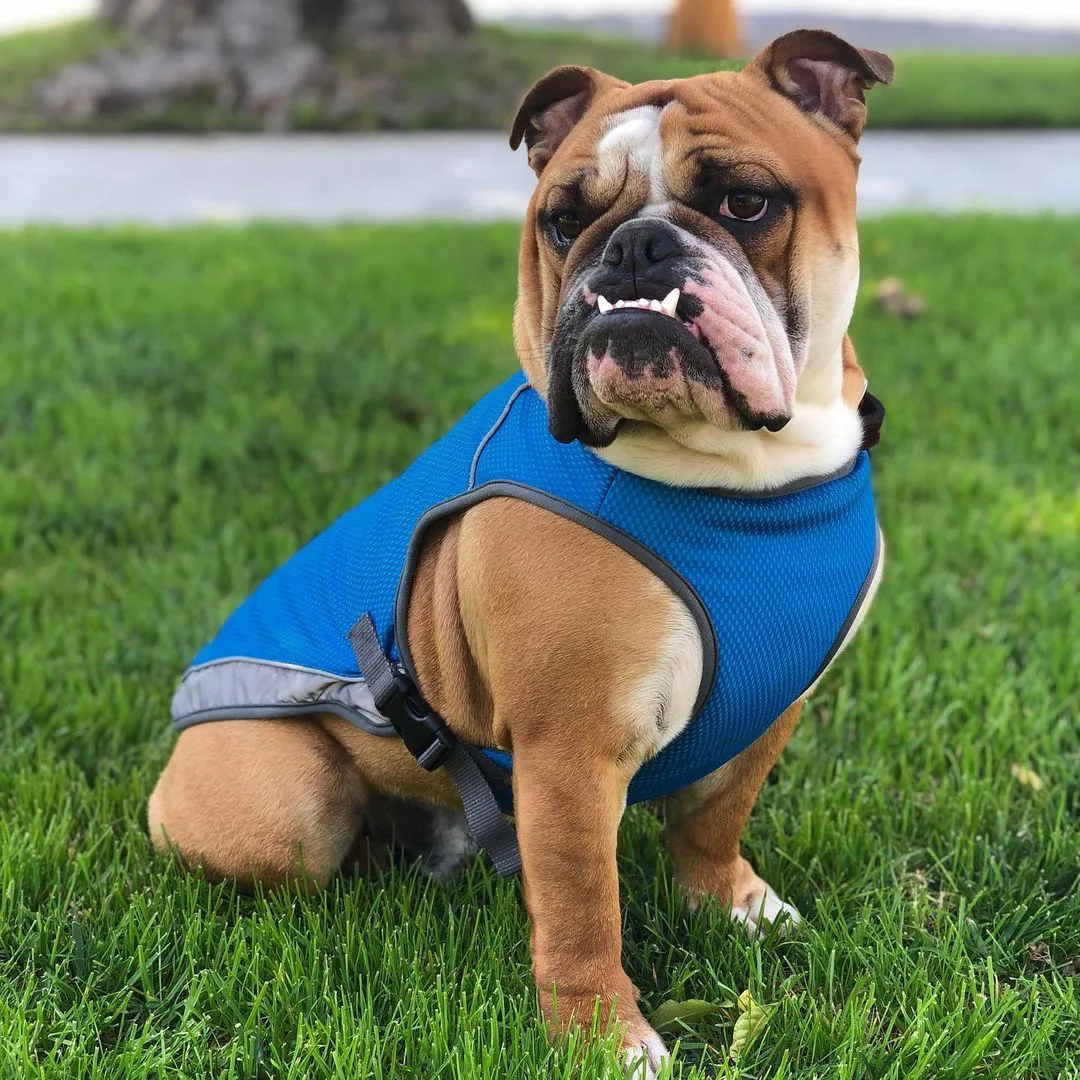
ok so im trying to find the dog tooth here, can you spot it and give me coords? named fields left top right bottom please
left=649, top=299, right=663, bottom=312
left=614, top=299, right=626, bottom=309
left=661, top=288, right=680, bottom=317
left=597, top=295, right=612, bottom=313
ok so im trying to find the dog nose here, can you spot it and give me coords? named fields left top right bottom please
left=602, top=220, right=679, bottom=272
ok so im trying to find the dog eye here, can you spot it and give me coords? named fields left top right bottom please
left=551, top=212, right=583, bottom=245
left=718, top=191, right=769, bottom=222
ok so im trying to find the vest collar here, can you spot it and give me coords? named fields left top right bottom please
left=859, top=390, right=885, bottom=451
left=696, top=388, right=884, bottom=500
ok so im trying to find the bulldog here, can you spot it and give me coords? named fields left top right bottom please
left=149, top=30, right=892, bottom=1075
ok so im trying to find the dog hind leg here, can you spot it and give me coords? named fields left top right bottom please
left=663, top=700, right=804, bottom=935
left=148, top=717, right=368, bottom=891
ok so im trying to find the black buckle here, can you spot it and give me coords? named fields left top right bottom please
left=381, top=669, right=455, bottom=771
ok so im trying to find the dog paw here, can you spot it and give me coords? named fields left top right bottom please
left=729, top=876, right=801, bottom=938
left=419, top=808, right=478, bottom=881
left=621, top=1024, right=670, bottom=1078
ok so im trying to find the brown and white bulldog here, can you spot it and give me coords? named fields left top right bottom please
left=149, top=30, right=892, bottom=1074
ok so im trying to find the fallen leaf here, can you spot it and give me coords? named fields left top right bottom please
left=901, top=293, right=926, bottom=317
left=874, top=276, right=904, bottom=302
left=1027, top=942, right=1051, bottom=966
left=1011, top=763, right=1044, bottom=792
left=873, top=275, right=926, bottom=319
left=728, top=989, right=775, bottom=1062
left=650, top=997, right=729, bottom=1034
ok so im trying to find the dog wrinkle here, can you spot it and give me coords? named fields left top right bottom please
left=623, top=583, right=702, bottom=765
left=595, top=105, right=669, bottom=210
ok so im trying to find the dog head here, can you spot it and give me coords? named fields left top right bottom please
left=511, top=30, right=892, bottom=458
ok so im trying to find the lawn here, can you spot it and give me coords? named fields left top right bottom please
left=1, top=217, right=1078, bottom=1077
left=2, top=21, right=1080, bottom=132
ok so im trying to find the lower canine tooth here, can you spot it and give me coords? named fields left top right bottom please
left=661, top=288, right=680, bottom=317
left=597, top=295, right=612, bottom=313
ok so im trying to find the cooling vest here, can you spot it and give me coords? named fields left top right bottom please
left=172, top=371, right=881, bottom=809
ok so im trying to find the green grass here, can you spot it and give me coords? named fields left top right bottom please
left=1, top=217, right=1078, bottom=1077
left=2, top=20, right=1080, bottom=131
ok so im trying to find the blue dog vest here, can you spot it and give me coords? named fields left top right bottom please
left=173, top=372, right=880, bottom=821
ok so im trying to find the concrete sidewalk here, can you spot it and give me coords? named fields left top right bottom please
left=2, top=130, right=1078, bottom=226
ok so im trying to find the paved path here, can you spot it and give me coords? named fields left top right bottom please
left=2, top=131, right=1078, bottom=227
left=513, top=12, right=1080, bottom=54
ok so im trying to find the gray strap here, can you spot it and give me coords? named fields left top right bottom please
left=444, top=744, right=521, bottom=877
left=348, top=614, right=399, bottom=706
left=348, top=613, right=521, bottom=877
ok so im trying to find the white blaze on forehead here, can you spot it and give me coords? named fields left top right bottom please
left=595, top=105, right=669, bottom=209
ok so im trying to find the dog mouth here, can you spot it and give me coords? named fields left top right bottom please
left=545, top=240, right=800, bottom=447
left=594, top=288, right=704, bottom=342
left=571, top=285, right=738, bottom=443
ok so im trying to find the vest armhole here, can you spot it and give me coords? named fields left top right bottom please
left=392, top=480, right=719, bottom=716
left=803, top=523, right=884, bottom=693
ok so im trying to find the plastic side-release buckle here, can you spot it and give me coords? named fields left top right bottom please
left=382, top=669, right=456, bottom=771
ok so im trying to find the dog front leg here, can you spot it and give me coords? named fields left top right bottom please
left=512, top=741, right=669, bottom=1077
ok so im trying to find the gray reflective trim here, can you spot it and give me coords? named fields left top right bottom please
left=182, top=654, right=370, bottom=682
left=171, top=658, right=395, bottom=736
left=392, top=480, right=719, bottom=718
left=469, top=380, right=531, bottom=489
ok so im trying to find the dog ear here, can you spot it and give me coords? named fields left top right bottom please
left=748, top=29, right=893, bottom=141
left=510, top=66, right=625, bottom=176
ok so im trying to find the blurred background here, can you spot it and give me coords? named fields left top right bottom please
left=1, top=0, right=1079, bottom=223
left=6, top=0, right=1080, bottom=37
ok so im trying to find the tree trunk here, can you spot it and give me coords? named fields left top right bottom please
left=667, top=0, right=744, bottom=59
left=40, top=0, right=473, bottom=128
